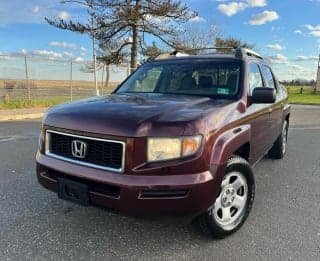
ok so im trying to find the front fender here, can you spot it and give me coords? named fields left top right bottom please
left=210, top=125, right=251, bottom=165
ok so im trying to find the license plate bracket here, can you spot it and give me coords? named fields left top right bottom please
left=57, top=177, right=89, bottom=206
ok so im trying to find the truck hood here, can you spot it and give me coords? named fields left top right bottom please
left=44, top=93, right=234, bottom=137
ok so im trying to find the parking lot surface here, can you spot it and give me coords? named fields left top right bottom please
left=0, top=105, right=319, bottom=261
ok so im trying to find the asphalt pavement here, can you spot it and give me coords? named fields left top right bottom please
left=0, top=105, right=320, bottom=261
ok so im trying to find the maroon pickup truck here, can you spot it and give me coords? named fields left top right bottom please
left=36, top=48, right=290, bottom=238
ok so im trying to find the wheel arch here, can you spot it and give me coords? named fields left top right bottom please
left=210, top=124, right=251, bottom=165
left=234, top=142, right=251, bottom=162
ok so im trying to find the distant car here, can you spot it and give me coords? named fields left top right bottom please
left=36, top=47, right=290, bottom=238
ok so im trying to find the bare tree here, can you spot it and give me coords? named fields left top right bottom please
left=172, top=23, right=220, bottom=54
left=45, top=0, right=196, bottom=71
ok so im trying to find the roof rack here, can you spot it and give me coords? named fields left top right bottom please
left=155, top=51, right=189, bottom=60
left=155, top=46, right=263, bottom=60
left=174, top=46, right=236, bottom=53
left=235, top=48, right=263, bottom=60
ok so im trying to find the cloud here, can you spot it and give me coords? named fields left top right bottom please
left=268, top=58, right=317, bottom=81
left=266, top=53, right=289, bottom=64
left=32, top=49, right=64, bottom=59
left=144, top=14, right=169, bottom=25
left=0, top=1, right=91, bottom=26
left=0, top=53, right=15, bottom=60
left=248, top=10, right=279, bottom=25
left=294, top=29, right=302, bottom=34
left=217, top=0, right=267, bottom=16
left=290, top=64, right=305, bottom=70
left=247, top=0, right=267, bottom=7
left=305, top=24, right=320, bottom=37
left=49, top=41, right=77, bottom=50
left=0, top=1, right=59, bottom=25
left=63, top=51, right=74, bottom=58
left=294, top=55, right=318, bottom=62
left=288, top=63, right=315, bottom=78
left=217, top=2, right=248, bottom=16
left=274, top=53, right=288, bottom=61
left=189, top=16, right=206, bottom=23
left=266, top=55, right=317, bottom=81
left=32, top=6, right=40, bottom=13
left=57, top=11, right=70, bottom=20
left=310, top=31, right=320, bottom=37
left=3, top=48, right=83, bottom=61
left=266, top=43, right=285, bottom=51
left=74, top=56, right=84, bottom=62
left=32, top=49, right=82, bottom=60
left=305, top=24, right=320, bottom=30
left=271, top=26, right=281, bottom=31
left=48, top=42, right=88, bottom=56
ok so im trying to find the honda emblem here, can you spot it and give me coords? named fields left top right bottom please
left=71, top=140, right=87, bottom=159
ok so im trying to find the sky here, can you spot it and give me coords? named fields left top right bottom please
left=0, top=0, right=320, bottom=81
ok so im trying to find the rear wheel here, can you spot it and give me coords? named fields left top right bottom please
left=195, top=156, right=255, bottom=239
left=268, top=120, right=288, bottom=159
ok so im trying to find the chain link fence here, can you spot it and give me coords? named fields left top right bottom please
left=0, top=54, right=132, bottom=103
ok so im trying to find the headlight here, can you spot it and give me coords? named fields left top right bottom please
left=147, top=135, right=202, bottom=162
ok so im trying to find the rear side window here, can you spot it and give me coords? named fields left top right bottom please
left=261, top=65, right=276, bottom=89
left=248, top=63, right=263, bottom=95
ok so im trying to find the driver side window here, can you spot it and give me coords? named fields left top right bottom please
left=248, top=63, right=263, bottom=96
left=132, top=67, right=163, bottom=92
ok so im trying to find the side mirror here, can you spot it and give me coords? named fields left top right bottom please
left=251, top=87, right=276, bottom=104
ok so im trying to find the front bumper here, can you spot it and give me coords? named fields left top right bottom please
left=36, top=151, right=225, bottom=216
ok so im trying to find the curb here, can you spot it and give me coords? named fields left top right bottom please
left=0, top=112, right=45, bottom=121
left=290, top=103, right=320, bottom=106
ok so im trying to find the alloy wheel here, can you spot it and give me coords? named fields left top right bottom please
left=213, top=171, right=248, bottom=231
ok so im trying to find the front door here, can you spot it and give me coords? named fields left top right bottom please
left=245, top=63, right=273, bottom=163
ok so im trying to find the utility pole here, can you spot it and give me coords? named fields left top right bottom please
left=70, top=61, right=73, bottom=101
left=101, top=64, right=105, bottom=95
left=316, top=53, right=320, bottom=92
left=24, top=55, right=31, bottom=101
left=91, top=16, right=99, bottom=96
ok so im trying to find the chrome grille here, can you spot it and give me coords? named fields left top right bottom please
left=45, top=130, right=125, bottom=172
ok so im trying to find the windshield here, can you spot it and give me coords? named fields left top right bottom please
left=116, top=60, right=242, bottom=99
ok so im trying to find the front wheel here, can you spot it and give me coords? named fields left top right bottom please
left=195, top=156, right=255, bottom=239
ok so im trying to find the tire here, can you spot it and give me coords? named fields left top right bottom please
left=268, top=120, right=288, bottom=159
left=195, top=156, right=255, bottom=239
